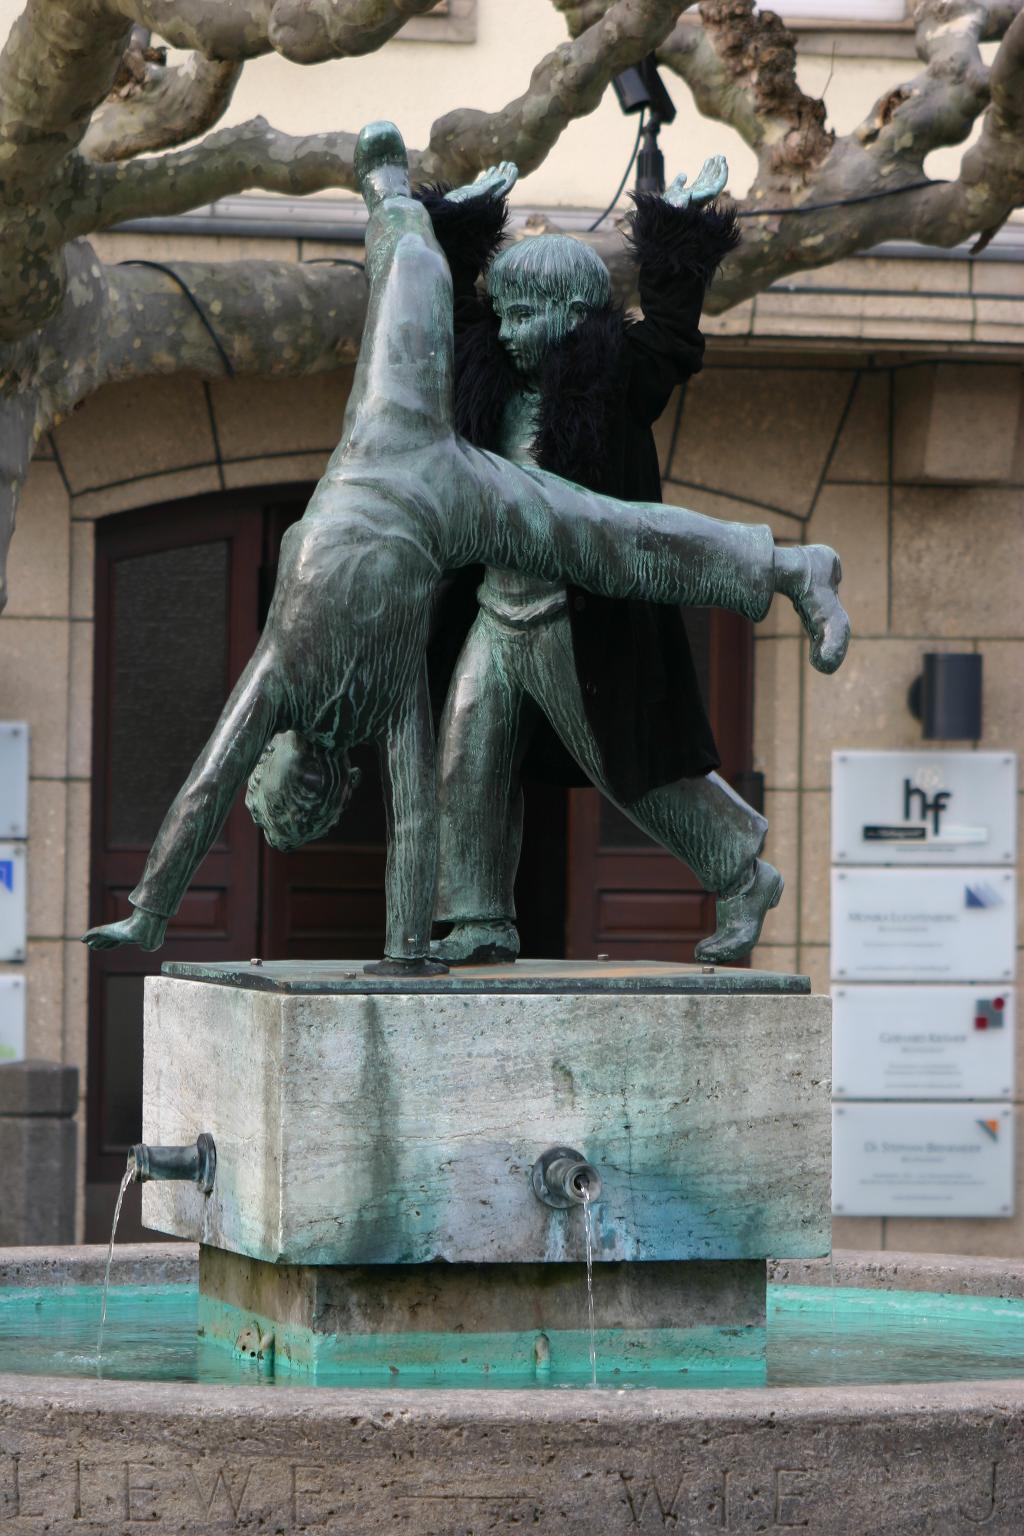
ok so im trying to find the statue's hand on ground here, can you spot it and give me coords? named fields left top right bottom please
left=83, top=908, right=168, bottom=952
left=444, top=162, right=518, bottom=207
left=665, top=155, right=728, bottom=210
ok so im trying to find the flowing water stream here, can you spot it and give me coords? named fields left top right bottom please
left=96, top=1158, right=136, bottom=1373
left=581, top=1184, right=597, bottom=1388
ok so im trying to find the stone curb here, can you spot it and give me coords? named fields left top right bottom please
left=1, top=1374, right=1022, bottom=1534
left=0, top=1242, right=198, bottom=1287
left=770, top=1248, right=1024, bottom=1299
left=7, top=1244, right=1024, bottom=1297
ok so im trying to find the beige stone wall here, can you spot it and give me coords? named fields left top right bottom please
left=703, top=352, right=1024, bottom=1257
left=2, top=304, right=1022, bottom=1253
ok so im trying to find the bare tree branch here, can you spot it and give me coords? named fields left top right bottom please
left=81, top=48, right=242, bottom=162
left=73, top=118, right=360, bottom=231
left=0, top=0, right=685, bottom=344
left=854, top=0, right=1010, bottom=163
left=418, top=0, right=687, bottom=182
left=118, top=0, right=440, bottom=61
left=3, top=239, right=364, bottom=443
left=693, top=0, right=831, bottom=175
left=911, top=3, right=1024, bottom=242
left=656, top=14, right=762, bottom=147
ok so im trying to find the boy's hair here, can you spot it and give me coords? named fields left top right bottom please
left=245, top=732, right=356, bottom=851
left=487, top=234, right=611, bottom=311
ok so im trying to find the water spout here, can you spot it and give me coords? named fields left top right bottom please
left=130, top=1133, right=217, bottom=1195
left=531, top=1146, right=602, bottom=1210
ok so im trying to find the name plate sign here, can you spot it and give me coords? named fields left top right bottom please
left=0, top=841, right=26, bottom=963
left=0, top=974, right=25, bottom=1062
left=832, top=986, right=1014, bottom=1100
left=0, top=722, right=28, bottom=840
left=832, top=750, right=1016, bottom=865
left=833, top=1102, right=1014, bottom=1217
left=831, top=867, right=1015, bottom=982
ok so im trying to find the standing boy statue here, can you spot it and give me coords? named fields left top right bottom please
left=84, top=121, right=849, bottom=975
left=417, top=160, right=807, bottom=965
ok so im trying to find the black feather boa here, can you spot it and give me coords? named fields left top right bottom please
left=626, top=194, right=740, bottom=284
left=445, top=195, right=739, bottom=484
left=413, top=182, right=508, bottom=289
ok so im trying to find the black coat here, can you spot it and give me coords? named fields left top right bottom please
left=420, top=187, right=739, bottom=806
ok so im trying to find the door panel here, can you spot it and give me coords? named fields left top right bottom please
left=87, top=497, right=268, bottom=1236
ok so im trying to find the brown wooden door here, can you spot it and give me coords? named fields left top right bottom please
left=87, top=497, right=268, bottom=1235
left=565, top=608, right=757, bottom=962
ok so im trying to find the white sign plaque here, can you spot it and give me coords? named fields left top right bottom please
left=0, top=841, right=26, bottom=963
left=831, top=867, right=1015, bottom=982
left=0, top=975, right=25, bottom=1062
left=833, top=1102, right=1014, bottom=1217
left=0, top=722, right=29, bottom=840
left=832, top=750, right=1016, bottom=866
left=833, top=986, right=1014, bottom=1100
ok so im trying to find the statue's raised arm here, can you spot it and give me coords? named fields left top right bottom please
left=84, top=121, right=849, bottom=974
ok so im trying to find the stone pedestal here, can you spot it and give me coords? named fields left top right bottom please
left=199, top=1248, right=768, bottom=1378
left=142, top=960, right=830, bottom=1378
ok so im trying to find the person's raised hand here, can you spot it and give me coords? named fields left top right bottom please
left=445, top=161, right=518, bottom=206
left=665, top=154, right=728, bottom=209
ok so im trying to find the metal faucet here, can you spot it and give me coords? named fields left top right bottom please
left=532, top=1145, right=602, bottom=1209
left=130, top=1133, right=216, bottom=1195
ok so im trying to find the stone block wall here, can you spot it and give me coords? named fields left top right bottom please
left=663, top=355, right=1024, bottom=1257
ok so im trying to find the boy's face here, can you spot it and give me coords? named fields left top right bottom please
left=493, top=291, right=592, bottom=376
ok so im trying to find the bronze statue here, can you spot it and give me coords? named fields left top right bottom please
left=418, top=158, right=782, bottom=965
left=84, top=121, right=848, bottom=975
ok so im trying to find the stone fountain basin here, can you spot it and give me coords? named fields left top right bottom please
left=2, top=1247, right=1023, bottom=1533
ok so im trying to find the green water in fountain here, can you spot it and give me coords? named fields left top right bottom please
left=2, top=1283, right=1024, bottom=1390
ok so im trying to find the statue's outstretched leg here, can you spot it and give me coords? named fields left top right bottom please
left=331, top=121, right=455, bottom=465
left=455, top=456, right=850, bottom=675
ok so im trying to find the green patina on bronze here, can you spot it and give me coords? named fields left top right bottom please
left=82, top=121, right=850, bottom=973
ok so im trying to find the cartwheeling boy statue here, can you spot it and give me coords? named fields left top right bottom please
left=84, top=121, right=849, bottom=975
left=417, top=156, right=796, bottom=966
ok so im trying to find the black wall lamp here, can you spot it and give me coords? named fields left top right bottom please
left=612, top=55, right=677, bottom=196
left=908, top=653, right=983, bottom=740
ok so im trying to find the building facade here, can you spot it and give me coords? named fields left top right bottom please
left=0, top=0, right=1022, bottom=1251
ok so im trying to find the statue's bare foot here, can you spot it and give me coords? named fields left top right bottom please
left=355, top=120, right=410, bottom=210
left=694, top=860, right=783, bottom=964
left=777, top=544, right=850, bottom=674
left=83, top=908, right=167, bottom=952
left=364, top=954, right=449, bottom=977
left=431, top=920, right=520, bottom=966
